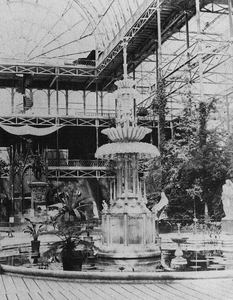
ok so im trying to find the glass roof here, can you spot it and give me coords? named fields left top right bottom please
left=0, top=0, right=232, bottom=134
left=134, top=3, right=233, bottom=128
left=0, top=0, right=144, bottom=65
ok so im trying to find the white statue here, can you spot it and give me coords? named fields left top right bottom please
left=152, top=192, right=169, bottom=220
left=222, top=179, right=233, bottom=219
left=102, top=200, right=109, bottom=212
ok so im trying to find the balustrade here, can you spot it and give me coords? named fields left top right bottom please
left=47, top=159, right=107, bottom=168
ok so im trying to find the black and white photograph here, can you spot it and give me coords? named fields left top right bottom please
left=0, top=1, right=233, bottom=299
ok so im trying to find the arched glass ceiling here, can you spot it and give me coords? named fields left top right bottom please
left=0, top=0, right=144, bottom=66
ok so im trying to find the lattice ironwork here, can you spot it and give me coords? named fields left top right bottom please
left=0, top=64, right=95, bottom=77
left=47, top=159, right=107, bottom=168
left=47, top=167, right=110, bottom=178
left=95, top=0, right=158, bottom=79
left=0, top=116, right=121, bottom=127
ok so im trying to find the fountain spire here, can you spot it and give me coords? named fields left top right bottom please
left=122, top=37, right=128, bottom=80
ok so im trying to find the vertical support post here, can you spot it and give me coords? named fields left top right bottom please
left=100, top=91, right=103, bottom=116
left=152, top=211, right=156, bottom=242
left=132, top=154, right=136, bottom=196
left=156, top=1, right=162, bottom=151
left=184, top=0, right=191, bottom=73
left=96, top=82, right=99, bottom=115
left=132, top=59, right=137, bottom=119
left=226, top=1, right=233, bottom=134
left=124, top=213, right=128, bottom=246
left=30, top=191, right=34, bottom=218
left=157, top=112, right=160, bottom=148
left=115, top=97, right=118, bottom=121
left=184, top=0, right=192, bottom=111
left=95, top=119, right=99, bottom=151
left=9, top=145, right=14, bottom=217
left=157, top=1, right=162, bottom=83
left=110, top=180, right=113, bottom=204
left=113, top=179, right=116, bottom=202
left=48, top=89, right=51, bottom=115
left=65, top=90, right=68, bottom=115
left=106, top=214, right=110, bottom=246
left=226, top=95, right=231, bottom=134
left=117, top=155, right=122, bottom=197
left=83, top=90, right=86, bottom=115
left=143, top=177, right=146, bottom=201
left=11, top=88, right=14, bottom=114
left=195, top=0, right=204, bottom=104
left=56, top=126, right=59, bottom=167
left=142, top=213, right=146, bottom=245
left=56, top=70, right=59, bottom=115
left=228, top=0, right=233, bottom=41
left=56, top=83, right=59, bottom=115
left=124, top=154, right=128, bottom=196
left=185, top=5, right=190, bottom=49
left=228, top=0, right=233, bottom=116
left=122, top=38, right=128, bottom=79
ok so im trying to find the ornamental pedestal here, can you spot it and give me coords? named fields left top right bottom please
left=100, top=210, right=160, bottom=259
left=29, top=181, right=48, bottom=217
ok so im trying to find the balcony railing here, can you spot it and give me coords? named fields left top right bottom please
left=47, top=159, right=108, bottom=168
left=47, top=158, right=148, bottom=172
left=11, top=107, right=116, bottom=119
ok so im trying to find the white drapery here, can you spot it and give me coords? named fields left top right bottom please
left=0, top=124, right=61, bottom=136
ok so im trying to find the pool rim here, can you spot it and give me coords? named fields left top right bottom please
left=1, top=264, right=233, bottom=281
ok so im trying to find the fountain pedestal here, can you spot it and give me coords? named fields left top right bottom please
left=170, top=237, right=188, bottom=270
left=99, top=208, right=160, bottom=259
left=28, top=181, right=48, bottom=217
left=95, top=39, right=161, bottom=262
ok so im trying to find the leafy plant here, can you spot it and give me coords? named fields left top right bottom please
left=44, top=201, right=98, bottom=270
left=146, top=96, right=227, bottom=222
left=23, top=217, right=46, bottom=241
left=49, top=220, right=93, bottom=255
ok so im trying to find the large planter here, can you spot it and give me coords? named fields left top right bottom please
left=31, top=240, right=40, bottom=253
left=31, top=240, right=40, bottom=263
left=62, top=250, right=83, bottom=271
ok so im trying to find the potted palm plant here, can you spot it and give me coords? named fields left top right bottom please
left=49, top=221, right=90, bottom=271
left=45, top=191, right=98, bottom=271
left=23, top=217, right=46, bottom=253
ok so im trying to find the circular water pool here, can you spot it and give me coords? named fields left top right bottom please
left=1, top=246, right=233, bottom=273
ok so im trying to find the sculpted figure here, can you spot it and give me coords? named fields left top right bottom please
left=152, top=191, right=169, bottom=220
left=222, top=179, right=233, bottom=219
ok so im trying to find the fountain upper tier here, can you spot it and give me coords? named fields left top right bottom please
left=102, top=125, right=152, bottom=142
left=95, top=76, right=159, bottom=159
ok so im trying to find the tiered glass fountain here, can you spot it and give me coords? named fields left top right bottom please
left=95, top=39, right=160, bottom=261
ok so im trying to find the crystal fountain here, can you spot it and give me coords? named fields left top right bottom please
left=95, top=39, right=160, bottom=261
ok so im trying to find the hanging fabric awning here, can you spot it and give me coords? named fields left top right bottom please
left=0, top=124, right=61, bottom=136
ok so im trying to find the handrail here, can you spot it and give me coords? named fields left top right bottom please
left=10, top=108, right=116, bottom=118
left=47, top=159, right=108, bottom=168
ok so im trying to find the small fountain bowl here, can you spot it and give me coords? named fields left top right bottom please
left=171, top=237, right=189, bottom=244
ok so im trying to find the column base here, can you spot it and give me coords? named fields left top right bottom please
left=98, top=244, right=161, bottom=259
